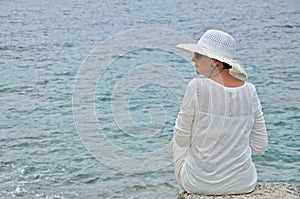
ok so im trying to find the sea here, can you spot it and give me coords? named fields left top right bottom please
left=0, top=0, right=299, bottom=198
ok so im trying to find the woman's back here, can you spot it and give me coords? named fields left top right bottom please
left=173, top=78, right=267, bottom=194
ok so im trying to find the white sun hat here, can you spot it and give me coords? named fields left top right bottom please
left=176, top=29, right=247, bottom=78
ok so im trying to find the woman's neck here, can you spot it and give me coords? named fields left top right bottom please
left=209, top=70, right=244, bottom=88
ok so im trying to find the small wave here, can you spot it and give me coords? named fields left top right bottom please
left=285, top=106, right=300, bottom=112
left=12, top=185, right=27, bottom=197
left=113, top=182, right=177, bottom=198
left=273, top=24, right=294, bottom=29
left=0, top=85, right=33, bottom=94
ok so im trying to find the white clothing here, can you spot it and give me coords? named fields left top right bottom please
left=171, top=78, right=267, bottom=195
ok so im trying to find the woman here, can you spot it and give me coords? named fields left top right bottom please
left=171, top=29, right=268, bottom=195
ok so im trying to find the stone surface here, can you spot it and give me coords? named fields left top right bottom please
left=178, top=182, right=300, bottom=199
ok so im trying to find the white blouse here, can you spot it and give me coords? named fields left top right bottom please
left=173, top=78, right=268, bottom=194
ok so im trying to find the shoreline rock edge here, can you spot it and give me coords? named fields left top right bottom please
left=178, top=182, right=300, bottom=199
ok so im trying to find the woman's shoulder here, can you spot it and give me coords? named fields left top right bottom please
left=189, top=77, right=205, bottom=85
left=244, top=81, right=257, bottom=91
left=187, top=78, right=206, bottom=90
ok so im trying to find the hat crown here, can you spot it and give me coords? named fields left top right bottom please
left=198, top=30, right=236, bottom=59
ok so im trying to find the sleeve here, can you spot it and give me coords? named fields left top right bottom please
left=250, top=87, right=268, bottom=154
left=173, top=79, right=197, bottom=147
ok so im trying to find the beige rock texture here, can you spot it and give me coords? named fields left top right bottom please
left=178, top=182, right=300, bottom=199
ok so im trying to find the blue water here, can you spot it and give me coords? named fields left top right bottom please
left=1, top=0, right=299, bottom=198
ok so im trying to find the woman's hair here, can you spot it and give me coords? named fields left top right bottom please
left=223, top=62, right=232, bottom=69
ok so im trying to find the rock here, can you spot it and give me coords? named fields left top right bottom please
left=178, top=182, right=300, bottom=199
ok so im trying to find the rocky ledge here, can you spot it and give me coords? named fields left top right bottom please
left=178, top=182, right=300, bottom=199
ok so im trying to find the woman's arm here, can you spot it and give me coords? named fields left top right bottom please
left=250, top=90, right=268, bottom=154
left=173, top=80, right=197, bottom=147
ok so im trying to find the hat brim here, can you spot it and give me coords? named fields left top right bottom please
left=176, top=44, right=248, bottom=78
